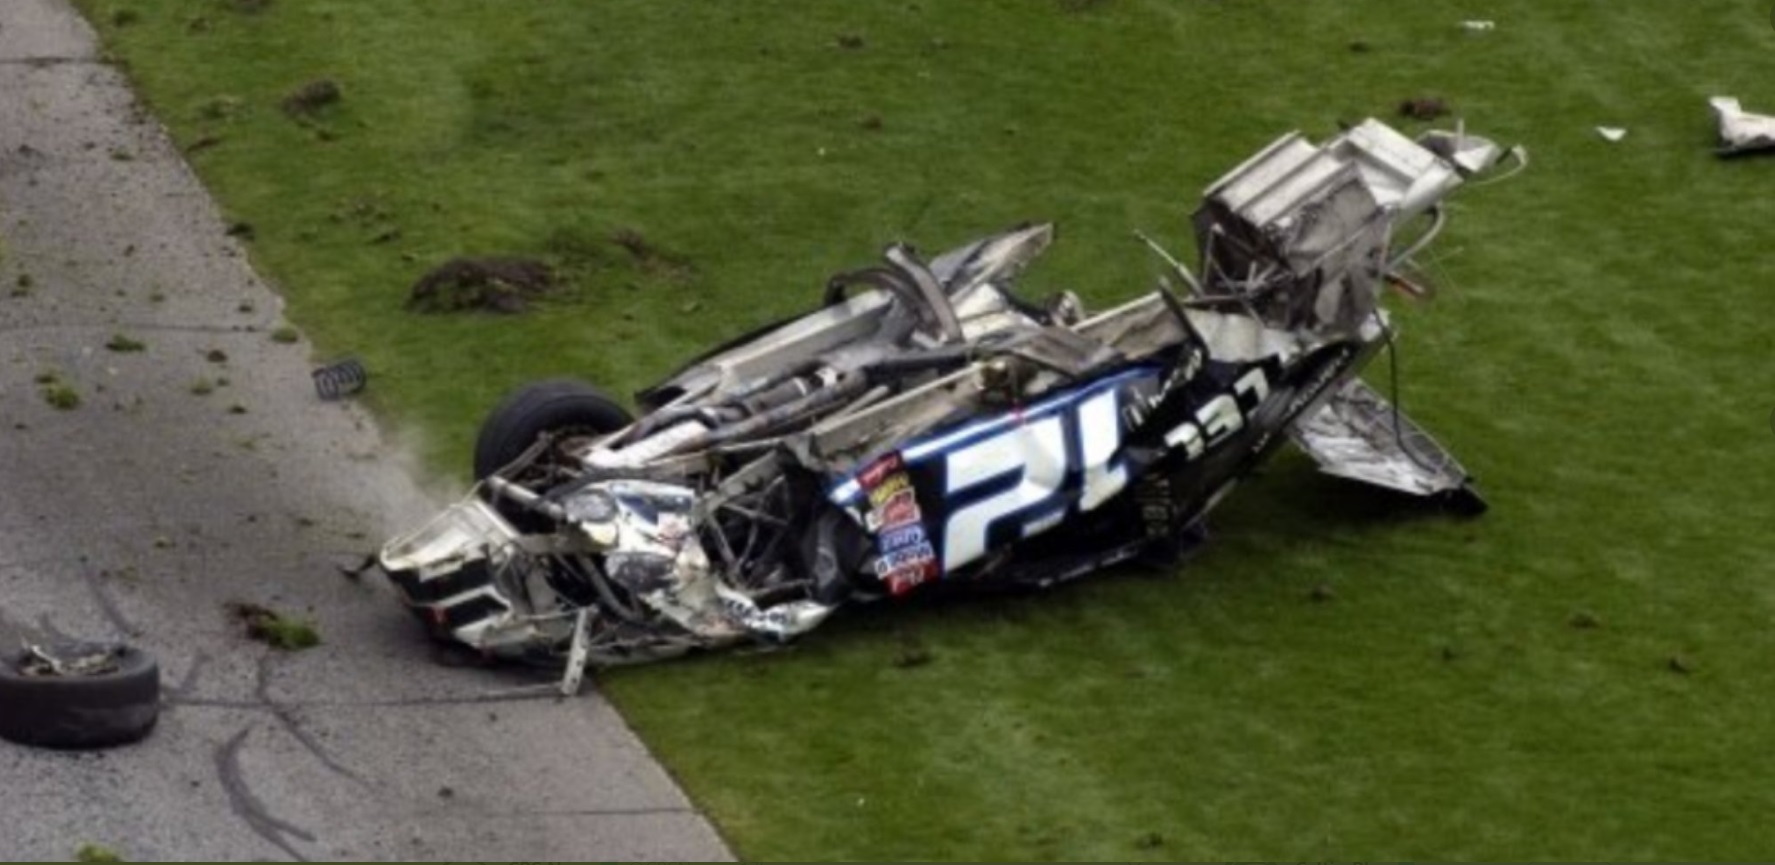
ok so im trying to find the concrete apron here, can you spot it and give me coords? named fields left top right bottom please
left=0, top=1, right=729, bottom=860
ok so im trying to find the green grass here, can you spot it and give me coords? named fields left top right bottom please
left=36, top=371, right=81, bottom=411
left=104, top=332, right=147, bottom=352
left=226, top=601, right=322, bottom=651
left=76, top=0, right=1775, bottom=859
left=73, top=842, right=124, bottom=863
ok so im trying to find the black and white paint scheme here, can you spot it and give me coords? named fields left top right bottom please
left=379, top=119, right=1521, bottom=688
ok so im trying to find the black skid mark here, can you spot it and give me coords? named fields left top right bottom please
left=216, top=726, right=317, bottom=862
left=255, top=654, right=370, bottom=788
left=81, top=561, right=142, bottom=638
left=159, top=651, right=211, bottom=703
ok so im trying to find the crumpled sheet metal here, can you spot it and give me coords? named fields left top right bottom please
left=576, top=479, right=834, bottom=642
left=1710, top=96, right=1775, bottom=156
left=1289, top=378, right=1469, bottom=497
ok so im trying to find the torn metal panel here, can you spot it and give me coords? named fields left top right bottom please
left=1711, top=96, right=1775, bottom=156
left=1289, top=378, right=1476, bottom=499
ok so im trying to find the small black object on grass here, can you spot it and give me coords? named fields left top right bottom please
left=1399, top=97, right=1449, bottom=121
left=313, top=357, right=367, bottom=400
left=281, top=79, right=342, bottom=118
left=892, top=629, right=933, bottom=669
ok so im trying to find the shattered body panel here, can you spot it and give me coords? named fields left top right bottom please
left=378, top=119, right=1512, bottom=686
left=1711, top=96, right=1775, bottom=156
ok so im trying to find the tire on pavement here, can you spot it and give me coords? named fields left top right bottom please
left=0, top=643, right=160, bottom=750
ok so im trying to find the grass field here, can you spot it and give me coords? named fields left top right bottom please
left=72, top=0, right=1775, bottom=859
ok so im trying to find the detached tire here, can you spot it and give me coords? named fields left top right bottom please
left=0, top=643, right=160, bottom=750
left=472, top=380, right=633, bottom=530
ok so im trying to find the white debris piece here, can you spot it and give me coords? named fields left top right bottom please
left=1459, top=20, right=1495, bottom=32
left=1596, top=127, right=1627, bottom=143
left=1711, top=96, right=1775, bottom=156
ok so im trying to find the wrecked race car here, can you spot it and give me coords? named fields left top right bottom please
left=379, top=119, right=1518, bottom=690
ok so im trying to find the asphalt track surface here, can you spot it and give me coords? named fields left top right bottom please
left=0, top=2, right=730, bottom=860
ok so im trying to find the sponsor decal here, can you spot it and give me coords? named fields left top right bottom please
left=867, top=473, right=911, bottom=506
left=857, top=451, right=924, bottom=536
left=878, top=523, right=928, bottom=553
left=873, top=543, right=939, bottom=596
left=853, top=450, right=937, bottom=594
left=857, top=452, right=904, bottom=489
left=865, top=489, right=921, bottom=532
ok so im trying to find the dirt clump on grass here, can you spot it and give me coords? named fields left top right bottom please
left=1399, top=97, right=1449, bottom=120
left=281, top=79, right=341, bottom=118
left=612, top=228, right=695, bottom=281
left=408, top=256, right=556, bottom=314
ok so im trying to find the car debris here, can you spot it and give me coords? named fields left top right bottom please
left=0, top=642, right=160, bottom=749
left=313, top=357, right=368, bottom=400
left=1710, top=96, right=1775, bottom=156
left=377, top=119, right=1521, bottom=693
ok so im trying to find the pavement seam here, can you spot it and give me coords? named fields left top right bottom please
left=0, top=57, right=96, bottom=66
left=0, top=320, right=285, bottom=338
left=170, top=689, right=568, bottom=710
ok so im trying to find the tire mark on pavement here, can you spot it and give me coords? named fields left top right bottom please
left=254, top=654, right=369, bottom=788
left=216, top=726, right=316, bottom=862
left=80, top=563, right=142, bottom=638
left=159, top=650, right=211, bottom=702
left=33, top=614, right=76, bottom=643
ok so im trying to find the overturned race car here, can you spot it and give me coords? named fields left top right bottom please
left=379, top=119, right=1520, bottom=691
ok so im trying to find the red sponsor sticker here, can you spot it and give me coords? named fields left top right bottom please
left=857, top=452, right=905, bottom=490
left=882, top=558, right=939, bottom=596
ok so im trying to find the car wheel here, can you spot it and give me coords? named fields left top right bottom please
left=472, top=379, right=634, bottom=529
left=1441, top=483, right=1489, bottom=517
left=0, top=642, right=160, bottom=750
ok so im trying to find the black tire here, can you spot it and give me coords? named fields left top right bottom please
left=472, top=380, right=633, bottom=531
left=472, top=379, right=633, bottom=480
left=0, top=643, right=160, bottom=750
left=1441, top=483, right=1490, bottom=517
